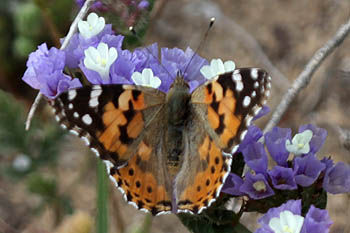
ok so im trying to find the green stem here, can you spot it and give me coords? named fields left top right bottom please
left=97, top=160, right=109, bottom=233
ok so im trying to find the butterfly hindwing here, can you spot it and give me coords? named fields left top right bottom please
left=174, top=68, right=271, bottom=214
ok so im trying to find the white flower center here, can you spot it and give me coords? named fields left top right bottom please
left=131, top=68, right=161, bottom=88
left=83, top=42, right=118, bottom=80
left=200, top=58, right=236, bottom=80
left=78, top=12, right=105, bottom=39
left=269, top=210, right=304, bottom=233
left=285, top=130, right=313, bottom=155
left=253, top=180, right=267, bottom=192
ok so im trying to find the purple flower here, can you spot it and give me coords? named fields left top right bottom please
left=62, top=25, right=117, bottom=68
left=137, top=0, right=149, bottom=9
left=22, top=43, right=82, bottom=98
left=222, top=173, right=244, bottom=196
left=159, top=47, right=208, bottom=92
left=293, top=155, right=325, bottom=187
left=301, top=205, right=333, bottom=233
left=268, top=166, right=297, bottom=190
left=75, top=0, right=104, bottom=10
left=323, top=162, right=350, bottom=194
left=240, top=173, right=274, bottom=199
left=238, top=125, right=263, bottom=152
left=241, top=142, right=268, bottom=174
left=256, top=200, right=302, bottom=233
left=253, top=105, right=270, bottom=120
left=299, top=124, right=327, bottom=156
left=264, top=127, right=291, bottom=167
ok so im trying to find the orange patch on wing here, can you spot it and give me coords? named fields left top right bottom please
left=138, top=141, right=152, bottom=161
left=208, top=106, right=219, bottom=129
left=132, top=93, right=145, bottom=110
left=99, top=123, right=120, bottom=149
left=198, top=136, right=210, bottom=160
left=213, top=82, right=223, bottom=100
left=219, top=96, right=236, bottom=113
left=118, top=90, right=132, bottom=110
left=127, top=112, right=144, bottom=139
left=204, top=89, right=213, bottom=104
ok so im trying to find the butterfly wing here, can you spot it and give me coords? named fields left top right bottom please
left=51, top=84, right=173, bottom=214
left=51, top=84, right=165, bottom=166
left=175, top=68, right=271, bottom=213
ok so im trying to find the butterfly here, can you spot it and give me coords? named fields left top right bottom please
left=50, top=68, right=271, bottom=215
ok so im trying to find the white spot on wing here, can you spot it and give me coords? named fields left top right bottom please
left=89, top=98, right=99, bottom=107
left=82, top=114, right=92, bottom=125
left=251, top=69, right=258, bottom=80
left=91, top=148, right=100, bottom=157
left=231, top=145, right=239, bottom=154
left=68, top=103, right=73, bottom=109
left=73, top=112, right=79, bottom=118
left=243, top=96, right=251, bottom=107
left=232, top=73, right=242, bottom=81
left=69, top=129, right=79, bottom=136
left=245, top=115, right=253, bottom=126
left=252, top=91, right=257, bottom=97
left=91, top=89, right=102, bottom=98
left=55, top=115, right=60, bottom=122
left=68, top=89, right=77, bottom=100
left=240, top=130, right=248, bottom=141
left=81, top=136, right=90, bottom=146
left=254, top=81, right=259, bottom=89
left=266, top=90, right=270, bottom=97
left=236, top=80, right=244, bottom=92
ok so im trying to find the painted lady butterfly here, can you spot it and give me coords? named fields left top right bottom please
left=51, top=68, right=271, bottom=215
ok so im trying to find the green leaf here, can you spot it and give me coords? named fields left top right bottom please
left=96, top=160, right=109, bottom=233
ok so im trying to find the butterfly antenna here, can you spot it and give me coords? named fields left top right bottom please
left=129, top=26, right=174, bottom=80
left=183, top=17, right=215, bottom=76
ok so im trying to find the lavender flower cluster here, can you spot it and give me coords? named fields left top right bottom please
left=222, top=122, right=350, bottom=232
left=21, top=11, right=350, bottom=233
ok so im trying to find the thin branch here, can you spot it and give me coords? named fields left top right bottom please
left=25, top=0, right=95, bottom=131
left=263, top=19, right=350, bottom=133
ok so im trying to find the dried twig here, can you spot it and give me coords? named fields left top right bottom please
left=263, top=19, right=350, bottom=133
left=25, top=0, right=95, bottom=131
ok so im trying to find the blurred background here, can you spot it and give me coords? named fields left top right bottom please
left=0, top=0, right=349, bottom=232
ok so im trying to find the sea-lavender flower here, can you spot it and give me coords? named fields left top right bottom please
left=323, top=162, right=350, bottom=194
left=22, top=43, right=81, bottom=98
left=240, top=173, right=274, bottom=199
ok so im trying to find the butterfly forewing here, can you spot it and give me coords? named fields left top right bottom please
left=51, top=84, right=165, bottom=166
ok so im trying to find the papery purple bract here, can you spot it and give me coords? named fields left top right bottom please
left=238, top=125, right=263, bottom=152
left=22, top=43, right=82, bottom=98
left=253, top=105, right=270, bottom=121
left=264, top=127, right=291, bottom=166
left=239, top=173, right=274, bottom=199
left=268, top=166, right=297, bottom=190
left=323, top=162, right=350, bottom=194
left=222, top=173, right=244, bottom=196
left=301, top=205, right=333, bottom=233
left=293, top=155, right=325, bottom=187
left=241, top=142, right=268, bottom=174
left=160, top=47, right=208, bottom=92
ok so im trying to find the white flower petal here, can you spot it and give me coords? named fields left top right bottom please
left=108, top=48, right=118, bottom=66
left=131, top=71, right=143, bottom=85
left=224, top=60, right=236, bottom=72
left=269, top=217, right=284, bottom=233
left=87, top=12, right=98, bottom=25
left=79, top=13, right=106, bottom=39
left=142, top=68, right=153, bottom=83
left=200, top=65, right=214, bottom=79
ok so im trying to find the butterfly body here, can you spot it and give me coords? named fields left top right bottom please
left=51, top=68, right=271, bottom=215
